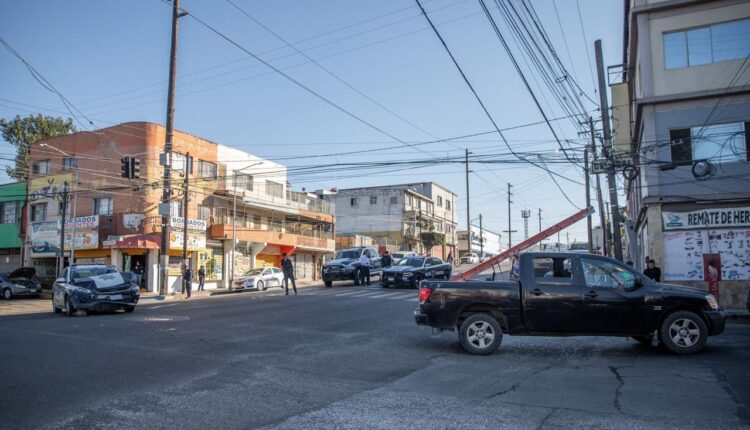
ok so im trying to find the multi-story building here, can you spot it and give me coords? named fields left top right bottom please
left=457, top=225, right=502, bottom=259
left=25, top=122, right=334, bottom=291
left=0, top=182, right=25, bottom=272
left=320, top=182, right=458, bottom=258
left=618, top=0, right=750, bottom=307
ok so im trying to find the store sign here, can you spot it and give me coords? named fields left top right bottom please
left=29, top=174, right=73, bottom=201
left=170, top=217, right=207, bottom=233
left=123, top=213, right=145, bottom=230
left=169, top=231, right=206, bottom=251
left=663, top=229, right=750, bottom=281
left=663, top=207, right=750, bottom=230
left=30, top=221, right=60, bottom=255
left=64, top=215, right=99, bottom=250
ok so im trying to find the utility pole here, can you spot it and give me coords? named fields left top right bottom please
left=181, top=153, right=191, bottom=293
left=160, top=0, right=185, bottom=295
left=521, top=209, right=530, bottom=240
left=538, top=208, right=542, bottom=233
left=595, top=39, right=624, bottom=261
left=584, top=147, right=593, bottom=253
left=590, top=117, right=608, bottom=256
left=502, top=183, right=516, bottom=249
left=57, top=182, right=69, bottom=276
left=478, top=214, right=484, bottom=258
left=464, top=149, right=471, bottom=255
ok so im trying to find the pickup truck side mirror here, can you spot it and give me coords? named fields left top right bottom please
left=627, top=276, right=644, bottom=291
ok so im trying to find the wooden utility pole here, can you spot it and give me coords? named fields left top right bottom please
left=584, top=147, right=593, bottom=253
left=503, top=183, right=516, bottom=249
left=590, top=117, right=608, bottom=256
left=595, top=39, right=623, bottom=261
left=160, top=0, right=184, bottom=295
left=57, top=182, right=69, bottom=276
left=464, top=149, right=471, bottom=254
left=181, top=153, right=191, bottom=293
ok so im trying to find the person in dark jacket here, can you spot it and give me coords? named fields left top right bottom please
left=381, top=251, right=393, bottom=268
left=643, top=259, right=661, bottom=283
left=197, top=265, right=206, bottom=291
left=183, top=265, right=193, bottom=299
left=281, top=253, right=297, bottom=295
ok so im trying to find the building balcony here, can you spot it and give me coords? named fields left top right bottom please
left=207, top=223, right=334, bottom=252
left=215, top=186, right=333, bottom=217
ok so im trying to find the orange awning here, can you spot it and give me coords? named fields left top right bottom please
left=110, top=233, right=161, bottom=250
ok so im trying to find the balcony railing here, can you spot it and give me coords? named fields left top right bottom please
left=286, top=190, right=333, bottom=215
left=608, top=64, right=627, bottom=86
left=212, top=209, right=333, bottom=240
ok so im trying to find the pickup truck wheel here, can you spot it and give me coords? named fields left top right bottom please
left=324, top=281, right=333, bottom=288
left=659, top=311, right=707, bottom=355
left=459, top=313, right=502, bottom=355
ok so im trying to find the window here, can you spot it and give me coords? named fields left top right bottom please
left=581, top=258, right=636, bottom=290
left=253, top=215, right=261, bottom=228
left=406, top=195, right=413, bottom=206
left=370, top=196, right=377, bottom=205
left=265, top=180, right=283, bottom=198
left=437, top=196, right=443, bottom=207
left=670, top=122, right=748, bottom=164
left=63, top=156, right=77, bottom=171
left=170, top=201, right=182, bottom=216
left=198, top=160, right=217, bottom=179
left=417, top=200, right=422, bottom=210
left=32, top=160, right=50, bottom=175
left=198, top=205, right=210, bottom=221
left=532, top=257, right=572, bottom=281
left=234, top=174, right=253, bottom=191
left=350, top=197, right=358, bottom=206
left=93, top=197, right=113, bottom=215
left=390, top=196, right=398, bottom=205
left=446, top=200, right=451, bottom=210
left=1, top=202, right=18, bottom=224
left=664, top=18, right=750, bottom=69
left=31, top=203, right=47, bottom=221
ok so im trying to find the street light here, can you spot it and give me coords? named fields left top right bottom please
left=230, top=162, right=263, bottom=289
left=40, top=143, right=79, bottom=264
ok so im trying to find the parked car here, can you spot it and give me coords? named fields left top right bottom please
left=460, top=253, right=479, bottom=264
left=322, top=247, right=382, bottom=287
left=382, top=257, right=452, bottom=288
left=1, top=268, right=43, bottom=299
left=415, top=252, right=725, bottom=355
left=233, top=267, right=284, bottom=291
left=52, top=264, right=140, bottom=316
left=390, top=252, right=417, bottom=266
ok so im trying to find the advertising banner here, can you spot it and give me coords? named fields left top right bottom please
left=64, top=215, right=99, bottom=250
left=169, top=231, right=207, bottom=251
left=662, top=229, right=750, bottom=281
left=123, top=213, right=145, bottom=230
left=30, top=221, right=60, bottom=256
left=29, top=174, right=73, bottom=202
left=663, top=207, right=750, bottom=230
left=170, top=217, right=207, bottom=233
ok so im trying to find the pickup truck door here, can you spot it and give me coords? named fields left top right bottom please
left=577, top=257, right=651, bottom=334
left=522, top=256, right=585, bottom=333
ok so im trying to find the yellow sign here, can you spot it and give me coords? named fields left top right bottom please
left=29, top=174, right=73, bottom=201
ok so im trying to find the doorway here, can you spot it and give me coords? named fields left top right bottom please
left=123, top=254, right=147, bottom=291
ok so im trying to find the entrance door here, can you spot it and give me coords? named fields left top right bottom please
left=123, top=254, right=147, bottom=290
left=522, top=255, right=585, bottom=333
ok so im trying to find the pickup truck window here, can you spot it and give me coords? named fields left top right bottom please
left=533, top=257, right=572, bottom=281
left=581, top=258, right=635, bottom=289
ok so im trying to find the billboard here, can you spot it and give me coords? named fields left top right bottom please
left=662, top=229, right=750, bottom=281
left=30, top=221, right=60, bottom=256
left=64, top=215, right=100, bottom=250
left=169, top=217, right=207, bottom=251
left=663, top=207, right=750, bottom=230
left=29, top=174, right=73, bottom=202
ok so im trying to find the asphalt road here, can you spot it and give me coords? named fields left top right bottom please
left=1, top=281, right=749, bottom=430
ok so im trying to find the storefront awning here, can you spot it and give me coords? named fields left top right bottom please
left=110, top=233, right=161, bottom=250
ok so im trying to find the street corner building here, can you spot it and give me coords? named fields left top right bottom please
left=618, top=0, right=750, bottom=308
left=24, top=122, right=335, bottom=292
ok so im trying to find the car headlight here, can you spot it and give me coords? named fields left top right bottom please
left=705, top=294, right=719, bottom=311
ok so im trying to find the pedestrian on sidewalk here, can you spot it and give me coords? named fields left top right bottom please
left=359, top=250, right=371, bottom=286
left=381, top=250, right=393, bottom=268
left=447, top=251, right=454, bottom=266
left=133, top=262, right=144, bottom=290
left=281, top=253, right=297, bottom=295
left=197, top=265, right=206, bottom=292
left=644, top=259, right=661, bottom=283
left=183, top=265, right=193, bottom=299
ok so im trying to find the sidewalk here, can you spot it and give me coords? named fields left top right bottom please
left=139, top=280, right=320, bottom=301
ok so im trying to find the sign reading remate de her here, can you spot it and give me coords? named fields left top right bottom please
left=663, top=207, right=750, bottom=230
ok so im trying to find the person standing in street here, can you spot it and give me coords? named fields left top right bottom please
left=447, top=251, right=454, bottom=266
left=381, top=250, right=393, bottom=268
left=281, top=253, right=297, bottom=295
left=643, top=259, right=661, bottom=283
left=183, top=265, right=193, bottom=299
left=359, top=250, right=371, bottom=286
left=197, top=265, right=206, bottom=292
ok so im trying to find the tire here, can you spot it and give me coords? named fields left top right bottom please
left=444, top=270, right=451, bottom=279
left=458, top=313, right=503, bottom=355
left=324, top=281, right=333, bottom=288
left=2, top=288, right=12, bottom=300
left=124, top=305, right=135, bottom=313
left=257, top=280, right=266, bottom=291
left=631, top=335, right=653, bottom=345
left=52, top=298, right=61, bottom=314
left=353, top=270, right=360, bottom=286
left=659, top=311, right=708, bottom=355
left=64, top=296, right=76, bottom=317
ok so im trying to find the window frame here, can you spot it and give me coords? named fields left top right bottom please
left=62, top=156, right=77, bottom=171
left=265, top=180, right=283, bottom=198
left=531, top=256, right=574, bottom=284
left=663, top=18, right=750, bottom=69
left=369, top=196, right=377, bottom=205
left=579, top=257, right=637, bottom=290
left=31, top=203, right=47, bottom=222
left=93, top=197, right=114, bottom=216
left=32, top=160, right=50, bottom=175
left=389, top=196, right=398, bottom=205
left=350, top=197, right=358, bottom=206
left=198, top=160, right=218, bottom=180
left=669, top=122, right=749, bottom=165
left=1, top=201, right=19, bottom=224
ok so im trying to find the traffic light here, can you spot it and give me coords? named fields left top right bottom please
left=132, top=158, right=141, bottom=178
left=121, top=156, right=131, bottom=178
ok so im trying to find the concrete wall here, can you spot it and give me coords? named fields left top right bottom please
left=332, top=188, right=405, bottom=234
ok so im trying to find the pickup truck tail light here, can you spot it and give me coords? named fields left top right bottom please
left=418, top=286, right=432, bottom=304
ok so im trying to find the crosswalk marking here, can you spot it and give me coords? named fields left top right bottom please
left=297, top=286, right=415, bottom=303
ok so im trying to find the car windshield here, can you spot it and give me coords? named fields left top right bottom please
left=398, top=258, right=425, bottom=267
left=243, top=269, right=264, bottom=276
left=392, top=253, right=404, bottom=259
left=71, top=266, right=117, bottom=280
left=334, top=250, right=361, bottom=259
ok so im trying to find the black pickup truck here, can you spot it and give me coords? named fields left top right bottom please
left=414, top=252, right=725, bottom=355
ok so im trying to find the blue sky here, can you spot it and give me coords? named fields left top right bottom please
left=0, top=0, right=624, bottom=243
